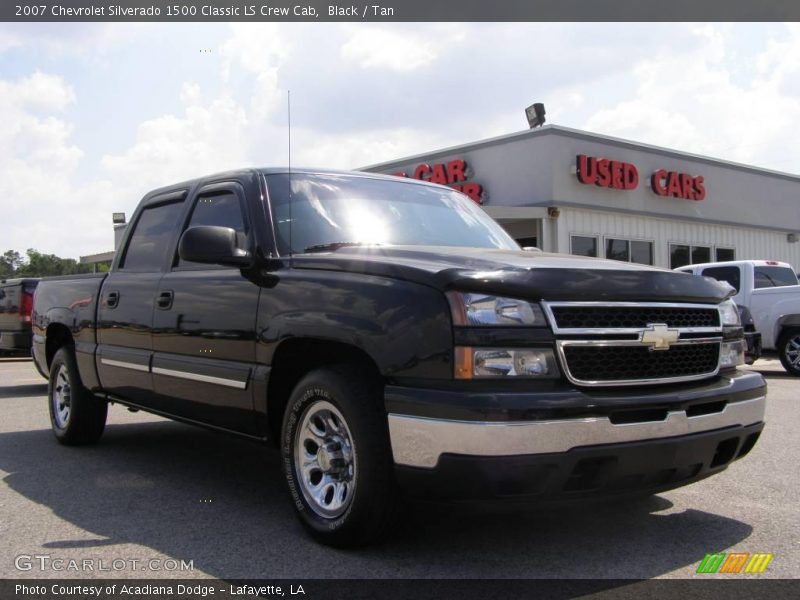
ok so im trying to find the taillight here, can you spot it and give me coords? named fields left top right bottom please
left=20, top=291, right=33, bottom=323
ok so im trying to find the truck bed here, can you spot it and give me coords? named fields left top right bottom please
left=32, top=273, right=107, bottom=380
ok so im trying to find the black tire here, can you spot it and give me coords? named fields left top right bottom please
left=777, top=329, right=800, bottom=376
left=48, top=347, right=108, bottom=445
left=280, top=365, right=398, bottom=547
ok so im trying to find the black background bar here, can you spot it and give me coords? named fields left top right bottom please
left=2, top=579, right=799, bottom=600
left=4, top=1, right=800, bottom=23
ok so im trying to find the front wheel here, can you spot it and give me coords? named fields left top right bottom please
left=280, top=366, right=398, bottom=547
left=48, top=347, right=108, bottom=445
left=778, top=328, right=800, bottom=376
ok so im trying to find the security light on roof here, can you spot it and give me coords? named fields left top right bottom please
left=525, top=103, right=546, bottom=129
left=112, top=212, right=126, bottom=224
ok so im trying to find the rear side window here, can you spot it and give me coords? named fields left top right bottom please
left=702, top=266, right=742, bottom=293
left=120, top=201, right=184, bottom=271
left=754, top=266, right=798, bottom=288
left=177, top=191, right=247, bottom=267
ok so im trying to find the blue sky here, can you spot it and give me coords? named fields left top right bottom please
left=1, top=22, right=798, bottom=257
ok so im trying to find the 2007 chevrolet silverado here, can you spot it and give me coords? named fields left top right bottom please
left=33, top=169, right=767, bottom=547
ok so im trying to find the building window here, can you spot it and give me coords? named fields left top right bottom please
left=571, top=235, right=598, bottom=257
left=670, top=243, right=712, bottom=269
left=605, top=238, right=629, bottom=261
left=605, top=238, right=654, bottom=266
left=715, top=247, right=735, bottom=262
left=669, top=244, right=691, bottom=269
left=692, top=245, right=711, bottom=264
left=631, top=240, right=654, bottom=265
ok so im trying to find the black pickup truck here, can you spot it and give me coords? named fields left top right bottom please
left=33, top=169, right=767, bottom=547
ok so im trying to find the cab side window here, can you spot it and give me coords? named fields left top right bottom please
left=120, top=201, right=184, bottom=271
left=701, top=266, right=741, bottom=293
left=178, top=191, right=247, bottom=267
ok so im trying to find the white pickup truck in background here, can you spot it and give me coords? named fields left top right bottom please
left=677, top=260, right=800, bottom=375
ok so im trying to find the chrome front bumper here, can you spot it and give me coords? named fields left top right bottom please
left=388, top=395, right=766, bottom=469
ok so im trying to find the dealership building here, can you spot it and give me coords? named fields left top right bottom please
left=363, top=125, right=800, bottom=270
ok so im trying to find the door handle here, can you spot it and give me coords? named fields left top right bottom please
left=156, top=290, right=174, bottom=310
left=106, top=291, right=120, bottom=309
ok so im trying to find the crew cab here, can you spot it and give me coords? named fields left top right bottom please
left=676, top=260, right=800, bottom=375
left=32, top=169, right=767, bottom=547
left=0, top=277, right=39, bottom=355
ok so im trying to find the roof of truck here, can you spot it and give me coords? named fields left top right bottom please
left=677, top=260, right=795, bottom=271
left=142, top=167, right=444, bottom=200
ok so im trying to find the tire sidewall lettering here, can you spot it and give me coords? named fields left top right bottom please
left=282, top=383, right=351, bottom=524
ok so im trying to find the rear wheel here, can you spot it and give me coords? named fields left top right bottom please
left=48, top=347, right=108, bottom=445
left=778, top=328, right=800, bottom=376
left=280, top=366, right=398, bottom=547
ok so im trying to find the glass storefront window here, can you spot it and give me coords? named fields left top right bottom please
left=670, top=243, right=722, bottom=269
left=715, top=247, right=735, bottom=262
left=630, top=240, right=654, bottom=265
left=571, top=235, right=598, bottom=257
left=691, top=245, right=711, bottom=264
left=670, top=244, right=691, bottom=269
left=605, top=238, right=630, bottom=262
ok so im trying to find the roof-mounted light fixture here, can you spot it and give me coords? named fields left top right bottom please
left=525, top=103, right=546, bottom=129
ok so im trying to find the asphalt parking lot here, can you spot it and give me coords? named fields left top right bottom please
left=0, top=357, right=797, bottom=580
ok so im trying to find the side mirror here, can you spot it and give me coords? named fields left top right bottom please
left=178, top=226, right=251, bottom=267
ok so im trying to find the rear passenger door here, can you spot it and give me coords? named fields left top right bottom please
left=96, top=191, right=187, bottom=405
left=151, top=182, right=260, bottom=434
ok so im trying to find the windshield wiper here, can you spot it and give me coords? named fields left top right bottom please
left=302, top=242, right=381, bottom=254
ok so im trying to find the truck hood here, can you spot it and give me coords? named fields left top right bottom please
left=290, top=246, right=733, bottom=303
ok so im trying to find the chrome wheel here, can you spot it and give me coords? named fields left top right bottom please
left=52, top=365, right=71, bottom=429
left=786, top=335, right=800, bottom=368
left=294, top=400, right=357, bottom=519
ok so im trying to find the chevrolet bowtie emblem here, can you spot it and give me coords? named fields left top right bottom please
left=640, top=323, right=680, bottom=350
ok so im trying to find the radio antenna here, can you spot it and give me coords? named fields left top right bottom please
left=287, top=89, right=293, bottom=257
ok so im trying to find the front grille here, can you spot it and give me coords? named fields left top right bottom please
left=562, top=343, right=720, bottom=383
left=551, top=306, right=719, bottom=330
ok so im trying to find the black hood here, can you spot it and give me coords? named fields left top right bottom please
left=290, top=246, right=733, bottom=303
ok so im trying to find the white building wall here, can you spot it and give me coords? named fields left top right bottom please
left=555, top=208, right=800, bottom=269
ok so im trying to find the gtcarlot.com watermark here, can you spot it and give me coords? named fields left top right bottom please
left=15, top=554, right=194, bottom=573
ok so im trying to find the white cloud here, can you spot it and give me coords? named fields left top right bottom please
left=101, top=82, right=250, bottom=189
left=0, top=72, right=117, bottom=256
left=292, top=126, right=453, bottom=170
left=340, top=25, right=464, bottom=71
left=0, top=23, right=154, bottom=58
left=219, top=23, right=290, bottom=121
left=583, top=24, right=800, bottom=172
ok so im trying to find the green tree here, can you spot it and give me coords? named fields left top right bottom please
left=4, top=248, right=94, bottom=278
left=0, top=250, right=23, bottom=278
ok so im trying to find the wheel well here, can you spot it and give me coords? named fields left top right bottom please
left=266, top=338, right=382, bottom=442
left=777, top=317, right=800, bottom=345
left=46, top=324, right=74, bottom=368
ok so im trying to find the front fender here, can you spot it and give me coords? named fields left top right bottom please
left=255, top=270, right=453, bottom=380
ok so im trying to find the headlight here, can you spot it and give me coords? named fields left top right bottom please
left=718, top=299, right=741, bottom=326
left=719, top=340, right=745, bottom=368
left=454, top=347, right=559, bottom=379
left=446, top=291, right=546, bottom=327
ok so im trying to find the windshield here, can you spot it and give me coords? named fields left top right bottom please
left=266, top=173, right=519, bottom=255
